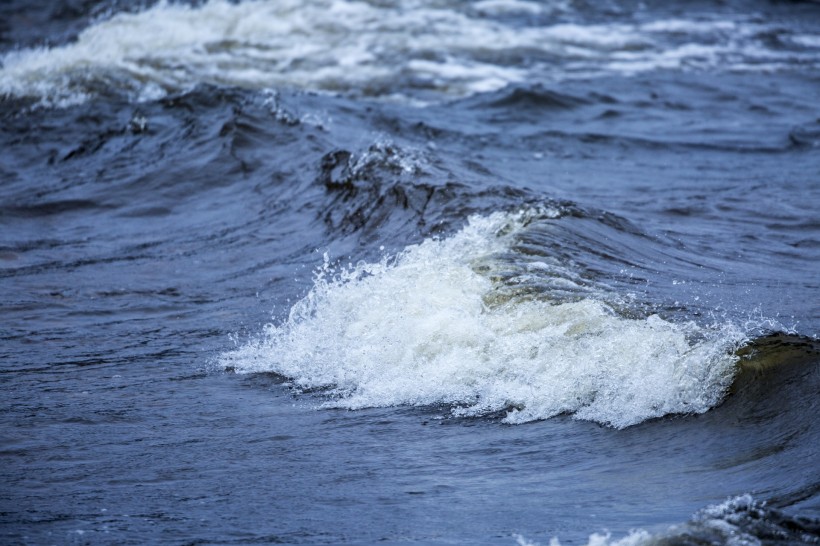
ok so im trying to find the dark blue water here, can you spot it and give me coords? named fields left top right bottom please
left=1, top=1, right=819, bottom=544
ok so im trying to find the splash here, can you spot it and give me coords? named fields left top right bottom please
left=220, top=209, right=746, bottom=428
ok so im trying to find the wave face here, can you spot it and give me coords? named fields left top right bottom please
left=221, top=209, right=745, bottom=428
left=3, top=0, right=820, bottom=105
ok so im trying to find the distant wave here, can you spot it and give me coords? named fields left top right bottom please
left=2, top=0, right=818, bottom=106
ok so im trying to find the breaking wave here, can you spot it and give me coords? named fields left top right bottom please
left=220, top=209, right=747, bottom=428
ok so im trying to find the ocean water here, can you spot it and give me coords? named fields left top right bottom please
left=1, top=1, right=819, bottom=544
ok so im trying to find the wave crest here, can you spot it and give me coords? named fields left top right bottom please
left=220, top=210, right=745, bottom=428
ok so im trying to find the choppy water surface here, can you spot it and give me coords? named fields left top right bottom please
left=1, top=1, right=819, bottom=545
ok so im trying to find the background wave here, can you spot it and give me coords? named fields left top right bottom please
left=3, top=0, right=820, bottom=105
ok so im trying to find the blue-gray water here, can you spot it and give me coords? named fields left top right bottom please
left=1, top=1, right=819, bottom=544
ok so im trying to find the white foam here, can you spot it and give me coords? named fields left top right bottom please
left=1, top=0, right=814, bottom=105
left=539, top=495, right=773, bottom=546
left=472, top=0, right=549, bottom=16
left=641, top=19, right=738, bottom=34
left=793, top=34, right=820, bottom=48
left=542, top=530, right=652, bottom=546
left=220, top=209, right=745, bottom=428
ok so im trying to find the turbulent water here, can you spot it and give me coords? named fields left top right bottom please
left=1, top=1, right=819, bottom=545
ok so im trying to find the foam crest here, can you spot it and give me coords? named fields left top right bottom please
left=2, top=0, right=816, bottom=105
left=221, top=210, right=745, bottom=428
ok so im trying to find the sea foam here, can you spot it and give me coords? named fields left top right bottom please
left=220, top=210, right=745, bottom=428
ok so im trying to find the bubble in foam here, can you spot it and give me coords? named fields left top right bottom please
left=220, top=209, right=746, bottom=428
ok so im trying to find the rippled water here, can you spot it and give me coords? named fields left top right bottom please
left=1, top=1, right=819, bottom=545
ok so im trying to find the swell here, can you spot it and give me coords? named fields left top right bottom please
left=456, top=81, right=820, bottom=154
left=3, top=84, right=810, bottom=331
left=316, top=144, right=554, bottom=247
left=725, top=333, right=820, bottom=467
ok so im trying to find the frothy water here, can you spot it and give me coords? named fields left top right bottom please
left=220, top=210, right=746, bottom=428
left=2, top=0, right=818, bottom=105
left=523, top=494, right=820, bottom=546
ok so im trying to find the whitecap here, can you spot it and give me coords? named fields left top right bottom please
left=220, top=209, right=745, bottom=428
